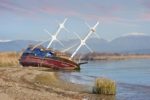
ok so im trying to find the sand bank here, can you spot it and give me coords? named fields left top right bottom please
left=0, top=67, right=115, bottom=100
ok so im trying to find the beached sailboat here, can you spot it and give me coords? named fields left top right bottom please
left=19, top=46, right=80, bottom=70
left=19, top=18, right=99, bottom=70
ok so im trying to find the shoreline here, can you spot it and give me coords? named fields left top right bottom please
left=0, top=67, right=115, bottom=100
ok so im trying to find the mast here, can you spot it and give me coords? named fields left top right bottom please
left=32, top=18, right=68, bottom=49
left=70, top=21, right=99, bottom=59
left=46, top=18, right=68, bottom=49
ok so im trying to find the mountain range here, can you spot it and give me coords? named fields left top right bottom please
left=0, top=35, right=150, bottom=54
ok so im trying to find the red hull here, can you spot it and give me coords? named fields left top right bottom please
left=19, top=55, right=79, bottom=70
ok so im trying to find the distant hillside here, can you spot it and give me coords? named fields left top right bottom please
left=0, top=35, right=150, bottom=54
left=81, top=35, right=150, bottom=54
left=108, top=35, right=150, bottom=53
left=0, top=40, right=37, bottom=52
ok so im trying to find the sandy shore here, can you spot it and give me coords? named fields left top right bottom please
left=0, top=67, right=115, bottom=100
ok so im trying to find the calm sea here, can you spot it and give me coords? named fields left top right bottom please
left=61, top=59, right=150, bottom=100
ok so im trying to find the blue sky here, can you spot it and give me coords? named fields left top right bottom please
left=0, top=0, right=150, bottom=41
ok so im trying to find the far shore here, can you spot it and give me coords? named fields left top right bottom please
left=81, top=54, right=150, bottom=61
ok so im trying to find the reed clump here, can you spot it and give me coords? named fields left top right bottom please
left=93, top=78, right=116, bottom=95
left=0, top=52, right=20, bottom=67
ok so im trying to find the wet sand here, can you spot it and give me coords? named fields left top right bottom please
left=0, top=67, right=115, bottom=100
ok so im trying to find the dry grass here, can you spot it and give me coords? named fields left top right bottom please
left=34, top=72, right=89, bottom=92
left=34, top=72, right=58, bottom=85
left=93, top=78, right=116, bottom=95
left=0, top=52, right=21, bottom=67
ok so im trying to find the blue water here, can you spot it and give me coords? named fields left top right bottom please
left=60, top=59, right=150, bottom=100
